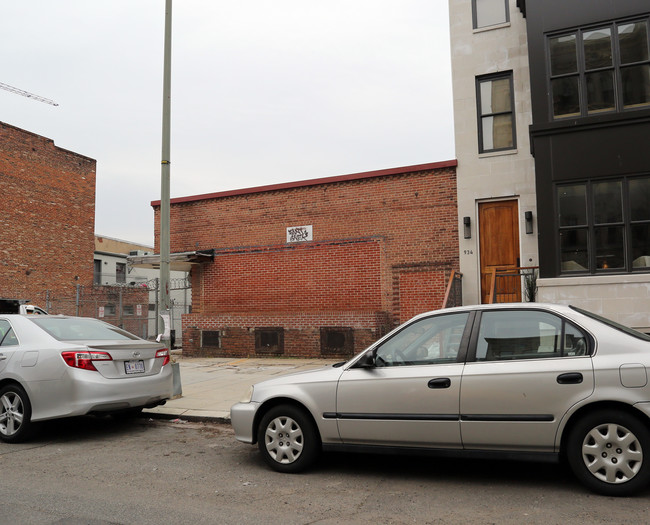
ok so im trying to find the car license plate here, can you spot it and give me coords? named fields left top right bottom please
left=125, top=360, right=145, bottom=374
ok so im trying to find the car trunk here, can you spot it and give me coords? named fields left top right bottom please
left=76, top=341, right=168, bottom=379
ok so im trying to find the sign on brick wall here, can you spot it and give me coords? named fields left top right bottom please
left=286, top=225, right=313, bottom=243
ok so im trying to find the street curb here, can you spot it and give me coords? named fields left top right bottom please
left=143, top=411, right=231, bottom=424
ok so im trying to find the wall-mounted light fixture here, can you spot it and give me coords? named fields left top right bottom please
left=463, top=216, right=471, bottom=239
left=525, top=211, right=533, bottom=234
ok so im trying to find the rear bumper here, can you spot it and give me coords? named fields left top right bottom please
left=28, top=365, right=173, bottom=421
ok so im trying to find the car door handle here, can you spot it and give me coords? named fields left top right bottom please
left=557, top=372, right=583, bottom=384
left=0, top=354, right=6, bottom=361
left=428, top=378, right=451, bottom=389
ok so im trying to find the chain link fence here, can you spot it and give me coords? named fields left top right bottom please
left=36, top=277, right=191, bottom=345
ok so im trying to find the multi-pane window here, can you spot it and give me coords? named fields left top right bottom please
left=557, top=176, right=650, bottom=274
left=476, top=72, right=516, bottom=153
left=472, top=0, right=509, bottom=30
left=549, top=18, right=650, bottom=119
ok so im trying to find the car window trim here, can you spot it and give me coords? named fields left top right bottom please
left=455, top=310, right=477, bottom=364
left=349, top=310, right=477, bottom=369
left=465, top=307, right=595, bottom=363
left=0, top=318, right=18, bottom=347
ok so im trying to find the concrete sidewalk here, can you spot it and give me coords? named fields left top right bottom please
left=143, top=356, right=339, bottom=423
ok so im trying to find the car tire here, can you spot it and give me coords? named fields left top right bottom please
left=257, top=404, right=321, bottom=473
left=0, top=383, right=33, bottom=443
left=567, top=410, right=650, bottom=496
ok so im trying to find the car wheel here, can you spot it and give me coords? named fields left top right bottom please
left=567, top=410, right=650, bottom=496
left=257, top=404, right=321, bottom=473
left=0, top=384, right=32, bottom=443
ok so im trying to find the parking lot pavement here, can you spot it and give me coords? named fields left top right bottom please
left=143, top=356, right=339, bottom=423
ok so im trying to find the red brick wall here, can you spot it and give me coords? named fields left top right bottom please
left=0, top=122, right=96, bottom=309
left=202, top=238, right=382, bottom=313
left=396, top=268, right=447, bottom=324
left=184, top=311, right=390, bottom=358
left=154, top=163, right=459, bottom=357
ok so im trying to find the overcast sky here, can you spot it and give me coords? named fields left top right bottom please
left=1, top=1, right=454, bottom=247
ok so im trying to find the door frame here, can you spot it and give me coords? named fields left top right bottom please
left=477, top=198, right=522, bottom=304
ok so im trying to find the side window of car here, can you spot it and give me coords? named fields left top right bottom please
left=0, top=319, right=18, bottom=346
left=374, top=313, right=469, bottom=367
left=476, top=310, right=588, bottom=361
left=564, top=322, right=589, bottom=356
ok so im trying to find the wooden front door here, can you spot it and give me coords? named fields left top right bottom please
left=479, top=200, right=520, bottom=304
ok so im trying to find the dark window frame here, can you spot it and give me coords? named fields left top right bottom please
left=93, top=259, right=102, bottom=285
left=115, top=262, right=127, bottom=284
left=471, top=0, right=510, bottom=30
left=547, top=17, right=650, bottom=120
left=556, top=175, right=650, bottom=275
left=320, top=327, right=354, bottom=356
left=201, top=330, right=222, bottom=349
left=476, top=71, right=517, bottom=154
left=104, top=303, right=116, bottom=317
left=255, top=327, right=284, bottom=355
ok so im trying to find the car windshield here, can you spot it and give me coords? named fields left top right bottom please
left=30, top=317, right=140, bottom=341
left=570, top=305, right=650, bottom=342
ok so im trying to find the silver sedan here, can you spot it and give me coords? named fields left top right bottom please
left=0, top=315, right=173, bottom=442
left=231, top=303, right=650, bottom=496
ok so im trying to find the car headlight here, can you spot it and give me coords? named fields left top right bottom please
left=240, top=385, right=254, bottom=403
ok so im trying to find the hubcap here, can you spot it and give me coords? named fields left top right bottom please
left=0, top=392, right=24, bottom=437
left=264, top=416, right=304, bottom=464
left=582, top=423, right=643, bottom=484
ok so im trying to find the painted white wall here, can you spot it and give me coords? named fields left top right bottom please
left=449, top=0, right=537, bottom=304
left=94, top=245, right=190, bottom=342
left=538, top=275, right=650, bottom=332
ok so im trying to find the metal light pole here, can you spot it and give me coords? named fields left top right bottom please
left=159, top=0, right=172, bottom=341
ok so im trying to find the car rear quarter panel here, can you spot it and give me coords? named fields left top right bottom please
left=2, top=343, right=71, bottom=418
left=553, top=328, right=650, bottom=449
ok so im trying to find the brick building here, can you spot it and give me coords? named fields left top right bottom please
left=152, top=161, right=459, bottom=358
left=0, top=121, right=96, bottom=310
left=0, top=122, right=150, bottom=330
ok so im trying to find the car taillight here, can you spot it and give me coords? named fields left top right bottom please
left=156, top=348, right=170, bottom=366
left=61, top=351, right=112, bottom=371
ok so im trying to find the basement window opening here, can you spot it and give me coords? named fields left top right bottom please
left=201, top=330, right=222, bottom=348
left=255, top=328, right=284, bottom=355
left=320, top=327, right=354, bottom=356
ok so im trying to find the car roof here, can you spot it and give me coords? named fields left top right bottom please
left=414, top=302, right=576, bottom=318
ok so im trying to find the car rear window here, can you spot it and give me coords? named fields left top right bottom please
left=570, top=305, right=650, bottom=342
left=30, top=317, right=140, bottom=341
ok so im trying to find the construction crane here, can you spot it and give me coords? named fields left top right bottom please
left=0, top=82, right=58, bottom=106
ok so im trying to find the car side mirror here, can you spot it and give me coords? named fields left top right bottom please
left=354, top=351, right=376, bottom=369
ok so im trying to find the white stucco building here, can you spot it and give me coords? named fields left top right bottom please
left=94, top=235, right=190, bottom=343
